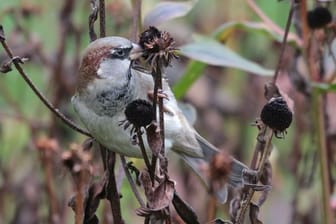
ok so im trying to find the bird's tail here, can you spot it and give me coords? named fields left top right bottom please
left=180, top=134, right=250, bottom=203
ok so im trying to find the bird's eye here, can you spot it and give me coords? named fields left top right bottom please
left=111, top=48, right=125, bottom=58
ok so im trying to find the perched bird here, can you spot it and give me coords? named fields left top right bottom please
left=72, top=36, right=251, bottom=202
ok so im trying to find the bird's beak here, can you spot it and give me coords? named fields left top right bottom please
left=129, top=43, right=143, bottom=60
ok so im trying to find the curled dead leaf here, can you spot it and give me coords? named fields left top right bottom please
left=138, top=171, right=175, bottom=220
left=172, top=192, right=200, bottom=224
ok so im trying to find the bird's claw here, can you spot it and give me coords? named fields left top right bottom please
left=147, top=89, right=169, bottom=101
left=147, top=90, right=174, bottom=116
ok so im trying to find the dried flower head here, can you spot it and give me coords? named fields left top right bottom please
left=260, top=96, right=293, bottom=136
left=307, top=6, right=332, bottom=29
left=208, top=150, right=232, bottom=202
left=62, top=144, right=92, bottom=174
left=125, top=99, right=154, bottom=128
left=209, top=150, right=232, bottom=182
left=139, top=26, right=178, bottom=70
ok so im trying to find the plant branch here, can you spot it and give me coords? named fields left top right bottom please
left=151, top=65, right=167, bottom=174
left=272, top=1, right=296, bottom=83
left=105, top=151, right=124, bottom=224
left=235, top=128, right=274, bottom=224
left=99, top=0, right=105, bottom=38
left=136, top=128, right=154, bottom=182
left=39, top=148, right=60, bottom=223
left=120, top=155, right=146, bottom=207
left=131, top=0, right=142, bottom=42
left=0, top=26, right=92, bottom=137
left=246, top=0, right=302, bottom=47
left=89, top=0, right=98, bottom=42
left=313, top=91, right=334, bottom=224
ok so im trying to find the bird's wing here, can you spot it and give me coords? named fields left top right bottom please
left=195, top=133, right=250, bottom=188
left=134, top=70, right=204, bottom=157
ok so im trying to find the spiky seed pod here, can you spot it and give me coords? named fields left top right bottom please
left=139, top=26, right=162, bottom=54
left=307, top=7, right=332, bottom=29
left=138, top=26, right=178, bottom=70
left=260, top=97, right=293, bottom=132
left=125, top=99, right=154, bottom=128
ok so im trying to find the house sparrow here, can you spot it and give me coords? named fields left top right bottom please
left=72, top=36, right=251, bottom=202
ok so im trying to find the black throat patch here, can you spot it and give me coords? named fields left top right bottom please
left=94, top=67, right=134, bottom=117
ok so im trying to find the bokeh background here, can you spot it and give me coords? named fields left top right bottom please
left=0, top=0, right=335, bottom=223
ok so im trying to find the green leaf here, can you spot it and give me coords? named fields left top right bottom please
left=143, top=1, right=197, bottom=27
left=213, top=21, right=299, bottom=45
left=173, top=61, right=206, bottom=99
left=173, top=18, right=302, bottom=98
left=179, top=36, right=274, bottom=76
left=312, top=82, right=336, bottom=93
left=173, top=35, right=274, bottom=98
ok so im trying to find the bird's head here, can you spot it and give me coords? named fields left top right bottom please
left=76, top=36, right=142, bottom=93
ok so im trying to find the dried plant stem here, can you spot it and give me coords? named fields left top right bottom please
left=74, top=172, right=86, bottom=224
left=149, top=65, right=164, bottom=181
left=99, top=0, right=105, bottom=38
left=39, top=151, right=60, bottom=224
left=246, top=0, right=301, bottom=47
left=136, top=128, right=154, bottom=182
left=106, top=151, right=124, bottom=224
left=89, top=0, right=98, bottom=42
left=131, top=0, right=142, bottom=42
left=0, top=27, right=92, bottom=137
left=156, top=70, right=166, bottom=159
left=235, top=128, right=273, bottom=224
left=206, top=197, right=217, bottom=222
left=120, top=155, right=146, bottom=207
left=303, top=0, right=334, bottom=221
left=272, top=1, right=296, bottom=83
left=313, top=92, right=334, bottom=224
left=298, top=0, right=309, bottom=47
left=152, top=65, right=167, bottom=174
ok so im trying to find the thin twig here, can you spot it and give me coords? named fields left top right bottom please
left=246, top=0, right=302, bottom=47
left=150, top=65, right=167, bottom=182
left=0, top=26, right=92, bottom=137
left=99, top=0, right=105, bottom=38
left=106, top=151, right=124, bottom=224
left=235, top=128, right=274, bottom=224
left=206, top=197, right=217, bottom=222
left=89, top=0, right=98, bottom=42
left=39, top=150, right=60, bottom=224
left=74, top=171, right=86, bottom=224
left=136, top=128, right=154, bottom=182
left=272, top=1, right=296, bottom=83
left=120, top=155, right=146, bottom=207
left=313, top=91, right=334, bottom=224
left=131, top=0, right=142, bottom=42
left=156, top=67, right=166, bottom=160
left=150, top=69, right=160, bottom=181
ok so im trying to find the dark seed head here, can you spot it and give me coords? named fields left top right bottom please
left=125, top=99, right=154, bottom=128
left=138, top=26, right=177, bottom=70
left=260, top=97, right=293, bottom=132
left=307, top=7, right=332, bottom=29
left=139, top=26, right=162, bottom=54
